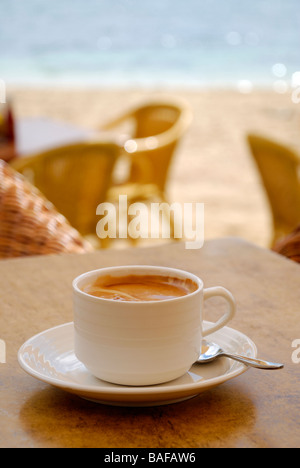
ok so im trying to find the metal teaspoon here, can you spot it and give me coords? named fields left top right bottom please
left=197, top=340, right=284, bottom=369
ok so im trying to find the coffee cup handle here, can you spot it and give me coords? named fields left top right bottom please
left=202, top=287, right=236, bottom=337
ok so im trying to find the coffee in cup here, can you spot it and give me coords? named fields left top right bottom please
left=73, top=265, right=236, bottom=386
left=81, top=273, right=198, bottom=302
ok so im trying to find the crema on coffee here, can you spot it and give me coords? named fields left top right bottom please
left=82, top=274, right=198, bottom=302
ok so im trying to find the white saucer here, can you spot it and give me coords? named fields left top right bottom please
left=18, top=322, right=257, bottom=407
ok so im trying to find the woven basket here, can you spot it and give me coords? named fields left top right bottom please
left=0, top=160, right=93, bottom=258
left=273, top=225, right=300, bottom=264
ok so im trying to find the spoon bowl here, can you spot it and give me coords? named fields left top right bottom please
left=197, top=340, right=284, bottom=370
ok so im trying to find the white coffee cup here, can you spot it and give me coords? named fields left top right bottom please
left=73, top=265, right=236, bottom=386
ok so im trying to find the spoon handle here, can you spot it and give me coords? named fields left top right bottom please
left=220, top=352, right=284, bottom=369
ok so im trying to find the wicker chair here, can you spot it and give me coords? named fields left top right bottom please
left=11, top=142, right=119, bottom=240
left=273, top=225, right=300, bottom=264
left=0, top=160, right=93, bottom=259
left=100, top=98, right=193, bottom=199
left=247, top=134, right=300, bottom=247
left=100, top=98, right=192, bottom=242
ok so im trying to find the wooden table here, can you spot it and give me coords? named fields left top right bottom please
left=0, top=238, right=299, bottom=448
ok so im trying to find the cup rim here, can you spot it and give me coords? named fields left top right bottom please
left=72, top=265, right=203, bottom=304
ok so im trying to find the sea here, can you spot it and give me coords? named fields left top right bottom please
left=0, top=0, right=299, bottom=89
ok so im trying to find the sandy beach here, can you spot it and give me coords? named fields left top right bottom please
left=8, top=86, right=300, bottom=248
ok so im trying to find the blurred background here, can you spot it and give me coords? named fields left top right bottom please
left=1, top=0, right=299, bottom=88
left=1, top=0, right=300, bottom=254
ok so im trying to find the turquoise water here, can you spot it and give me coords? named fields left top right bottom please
left=0, top=0, right=299, bottom=87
